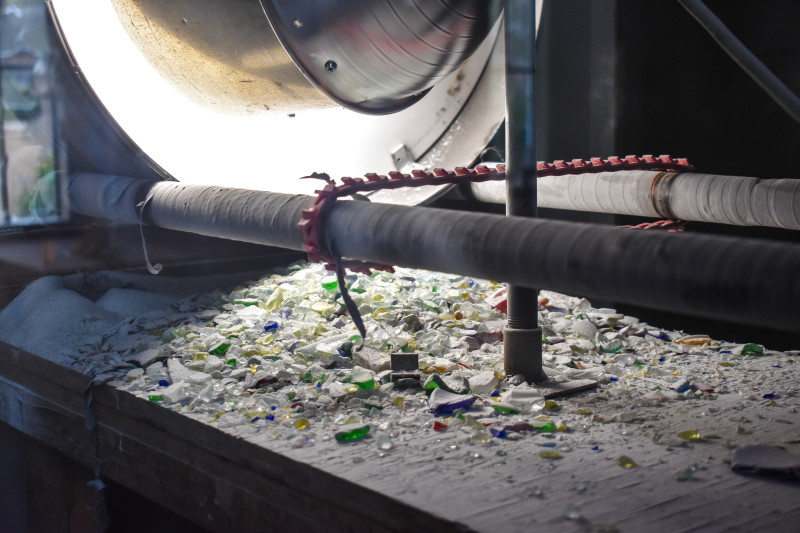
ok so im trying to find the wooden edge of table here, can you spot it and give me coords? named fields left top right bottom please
left=0, top=342, right=476, bottom=533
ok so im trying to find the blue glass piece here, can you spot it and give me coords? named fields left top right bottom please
left=158, top=379, right=170, bottom=387
left=762, top=393, right=775, bottom=399
left=265, top=414, right=275, bottom=421
left=264, top=321, right=279, bottom=332
left=538, top=442, right=557, bottom=448
left=609, top=376, right=618, bottom=382
left=490, top=427, right=506, bottom=439
left=591, top=445, right=600, bottom=451
left=251, top=416, right=261, bottom=423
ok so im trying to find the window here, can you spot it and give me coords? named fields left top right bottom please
left=0, top=0, right=67, bottom=228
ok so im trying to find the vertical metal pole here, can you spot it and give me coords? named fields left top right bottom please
left=503, top=0, right=546, bottom=383
left=0, top=12, right=10, bottom=227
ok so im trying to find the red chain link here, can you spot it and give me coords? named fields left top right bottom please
left=298, top=155, right=693, bottom=272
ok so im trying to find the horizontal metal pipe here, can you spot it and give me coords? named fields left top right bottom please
left=69, top=174, right=800, bottom=332
left=471, top=170, right=800, bottom=230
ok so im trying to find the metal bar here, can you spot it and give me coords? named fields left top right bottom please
left=68, top=174, right=800, bottom=334
left=678, top=0, right=800, bottom=124
left=503, top=0, right=545, bottom=383
left=0, top=35, right=10, bottom=227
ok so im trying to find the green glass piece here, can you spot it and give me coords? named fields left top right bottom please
left=490, top=403, right=519, bottom=414
left=148, top=395, right=164, bottom=402
left=225, top=358, right=237, bottom=367
left=423, top=376, right=441, bottom=391
left=356, top=379, right=375, bottom=390
left=537, top=422, right=556, bottom=432
left=742, top=343, right=764, bottom=355
left=335, top=423, right=371, bottom=442
left=363, top=403, right=383, bottom=411
left=210, top=343, right=231, bottom=356
left=287, top=392, right=296, bottom=401
left=322, top=280, right=339, bottom=291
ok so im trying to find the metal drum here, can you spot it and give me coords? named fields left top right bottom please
left=261, top=0, right=502, bottom=114
left=47, top=0, right=536, bottom=202
left=108, top=0, right=500, bottom=116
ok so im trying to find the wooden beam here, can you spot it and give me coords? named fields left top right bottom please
left=0, top=342, right=474, bottom=533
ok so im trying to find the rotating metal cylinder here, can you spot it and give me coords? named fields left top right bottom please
left=110, top=0, right=502, bottom=115
left=48, top=0, right=532, bottom=200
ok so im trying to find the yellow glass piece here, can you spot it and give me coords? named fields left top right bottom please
left=193, top=353, right=208, bottom=361
left=344, top=384, right=359, bottom=393
left=250, top=364, right=258, bottom=373
left=256, top=334, right=275, bottom=345
left=491, top=397, right=501, bottom=402
left=392, top=397, right=405, bottom=408
left=470, top=431, right=491, bottom=444
left=343, top=415, right=362, bottom=425
left=677, top=429, right=701, bottom=441
left=718, top=362, right=735, bottom=367
left=576, top=409, right=593, bottom=416
left=767, top=400, right=780, bottom=407
left=372, top=294, right=384, bottom=302
left=556, top=423, right=568, bottom=431
left=294, top=418, right=310, bottom=430
left=461, top=292, right=470, bottom=300
left=544, top=400, right=559, bottom=410
left=534, top=415, right=551, bottom=421
left=262, top=289, right=284, bottom=311
left=617, top=456, right=637, bottom=468
left=372, top=308, right=389, bottom=318
left=311, top=301, right=335, bottom=313
left=539, top=451, right=562, bottom=459
left=623, top=371, right=646, bottom=380
left=676, top=334, right=712, bottom=346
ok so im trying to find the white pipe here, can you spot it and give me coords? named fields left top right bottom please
left=471, top=171, right=800, bottom=230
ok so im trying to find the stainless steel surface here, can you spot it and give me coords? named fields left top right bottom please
left=261, top=0, right=503, bottom=114
left=110, top=0, right=329, bottom=115
left=48, top=0, right=511, bottom=199
left=110, top=0, right=502, bottom=116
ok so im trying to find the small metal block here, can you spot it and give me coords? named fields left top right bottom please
left=390, top=372, right=421, bottom=382
left=391, top=352, right=419, bottom=372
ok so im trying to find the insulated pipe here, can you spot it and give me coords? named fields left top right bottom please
left=69, top=174, right=800, bottom=333
left=503, top=0, right=545, bottom=383
left=470, top=171, right=800, bottom=229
